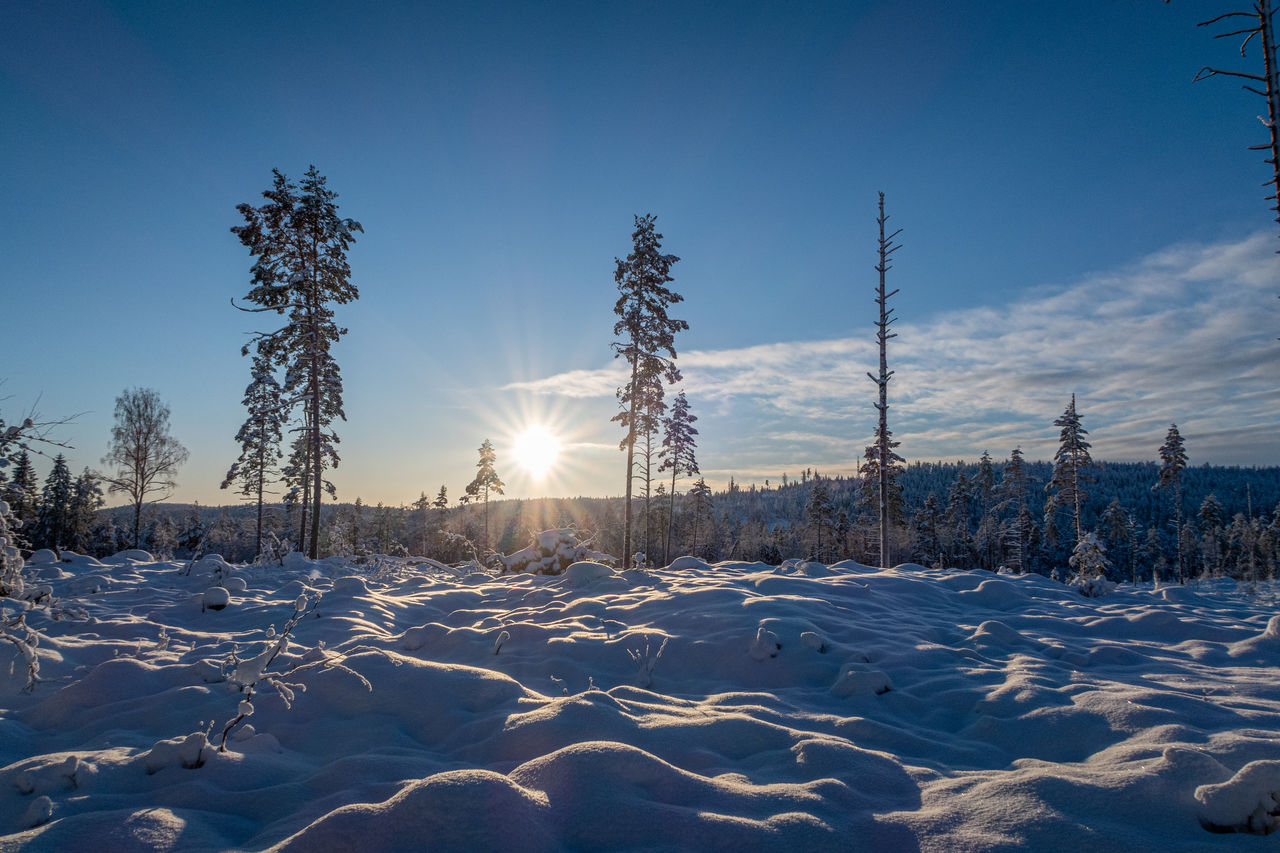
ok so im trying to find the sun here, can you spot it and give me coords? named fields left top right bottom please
left=512, top=426, right=562, bottom=479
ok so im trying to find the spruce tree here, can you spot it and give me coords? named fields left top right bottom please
left=1047, top=394, right=1092, bottom=548
left=867, top=192, right=903, bottom=568
left=68, top=468, right=103, bottom=553
left=221, top=353, right=285, bottom=558
left=805, top=477, right=835, bottom=561
left=34, top=454, right=73, bottom=551
left=2, top=452, right=38, bottom=539
left=999, top=448, right=1031, bottom=572
left=658, top=391, right=699, bottom=566
left=1157, top=424, right=1189, bottom=583
left=464, top=439, right=504, bottom=553
left=233, top=166, right=362, bottom=558
left=612, top=214, right=686, bottom=569
left=688, top=477, right=713, bottom=559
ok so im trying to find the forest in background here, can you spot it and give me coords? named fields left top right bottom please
left=26, top=458, right=1277, bottom=585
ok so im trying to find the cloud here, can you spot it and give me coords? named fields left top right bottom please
left=508, top=233, right=1280, bottom=475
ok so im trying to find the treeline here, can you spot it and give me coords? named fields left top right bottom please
left=51, top=458, right=1279, bottom=583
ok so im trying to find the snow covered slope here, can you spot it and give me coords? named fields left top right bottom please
left=1, top=551, right=1277, bottom=851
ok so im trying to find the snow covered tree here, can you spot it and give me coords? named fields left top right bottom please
left=1200, top=492, right=1227, bottom=576
left=1157, top=423, right=1189, bottom=582
left=1068, top=532, right=1114, bottom=597
left=658, top=391, right=698, bottom=566
left=805, top=477, right=836, bottom=561
left=611, top=214, right=687, bottom=569
left=68, top=468, right=103, bottom=553
left=688, top=477, right=713, bottom=558
left=102, top=387, right=189, bottom=549
left=912, top=493, right=942, bottom=567
left=221, top=353, right=285, bottom=558
left=463, top=439, right=504, bottom=552
left=1, top=452, right=38, bottom=542
left=999, top=447, right=1031, bottom=573
left=33, top=454, right=73, bottom=551
left=867, top=192, right=904, bottom=568
left=1047, top=394, right=1092, bottom=548
left=233, top=166, right=362, bottom=559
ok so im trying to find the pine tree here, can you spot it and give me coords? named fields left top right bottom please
left=33, top=454, right=73, bottom=551
left=233, top=166, right=362, bottom=559
left=1, top=452, right=38, bottom=541
left=688, top=477, right=713, bottom=559
left=1157, top=423, right=1189, bottom=583
left=658, top=391, right=698, bottom=566
left=805, top=477, right=835, bottom=561
left=866, top=192, right=903, bottom=568
left=611, top=214, right=687, bottom=569
left=221, top=354, right=285, bottom=558
left=1047, top=394, right=1092, bottom=548
left=944, top=471, right=973, bottom=567
left=913, top=493, right=942, bottom=567
left=464, top=439, right=504, bottom=553
left=1200, top=493, right=1227, bottom=576
left=68, top=468, right=103, bottom=553
left=999, top=448, right=1031, bottom=573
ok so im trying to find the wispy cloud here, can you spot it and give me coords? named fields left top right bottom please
left=507, top=234, right=1280, bottom=477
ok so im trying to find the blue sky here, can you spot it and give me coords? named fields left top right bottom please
left=1, top=0, right=1277, bottom=508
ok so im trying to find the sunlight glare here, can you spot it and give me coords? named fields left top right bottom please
left=513, top=426, right=562, bottom=479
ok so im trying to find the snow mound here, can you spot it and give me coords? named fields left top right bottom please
left=500, top=528, right=614, bottom=575
left=1196, top=760, right=1280, bottom=835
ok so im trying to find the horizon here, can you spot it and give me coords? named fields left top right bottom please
left=3, top=2, right=1279, bottom=509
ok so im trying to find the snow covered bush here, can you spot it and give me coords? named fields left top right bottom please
left=1068, top=533, right=1116, bottom=598
left=498, top=529, right=615, bottom=575
left=216, top=592, right=384, bottom=751
left=0, top=500, right=41, bottom=691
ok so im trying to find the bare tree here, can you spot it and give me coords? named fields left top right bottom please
left=866, top=192, right=903, bottom=568
left=1188, top=1, right=1280, bottom=243
left=103, top=387, right=189, bottom=548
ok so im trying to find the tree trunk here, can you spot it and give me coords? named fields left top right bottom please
left=666, top=465, right=677, bottom=565
left=622, top=358, right=639, bottom=569
left=132, top=499, right=142, bottom=549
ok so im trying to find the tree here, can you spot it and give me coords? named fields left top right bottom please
left=68, top=468, right=104, bottom=553
left=612, top=214, right=687, bottom=569
left=1047, top=394, right=1092, bottom=547
left=1200, top=492, right=1227, bottom=575
left=1186, top=1, right=1280, bottom=244
left=221, top=353, right=285, bottom=558
left=688, top=477, right=713, bottom=559
left=999, top=448, right=1032, bottom=573
left=913, top=493, right=942, bottom=568
left=102, top=388, right=189, bottom=549
left=464, top=439, right=504, bottom=552
left=0, top=452, right=38, bottom=543
left=233, top=166, right=362, bottom=558
left=33, top=454, right=73, bottom=551
left=1157, top=423, right=1189, bottom=582
left=866, top=192, right=904, bottom=568
left=806, top=477, right=836, bottom=561
left=658, top=391, right=699, bottom=566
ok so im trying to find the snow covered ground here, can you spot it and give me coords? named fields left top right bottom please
left=1, top=548, right=1278, bottom=851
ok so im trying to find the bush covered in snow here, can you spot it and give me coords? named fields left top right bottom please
left=498, top=529, right=615, bottom=575
left=1068, top=533, right=1116, bottom=598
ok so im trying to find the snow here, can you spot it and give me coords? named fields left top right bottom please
left=0, top=551, right=1278, bottom=850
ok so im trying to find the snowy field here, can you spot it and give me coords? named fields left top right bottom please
left=1, top=548, right=1279, bottom=851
